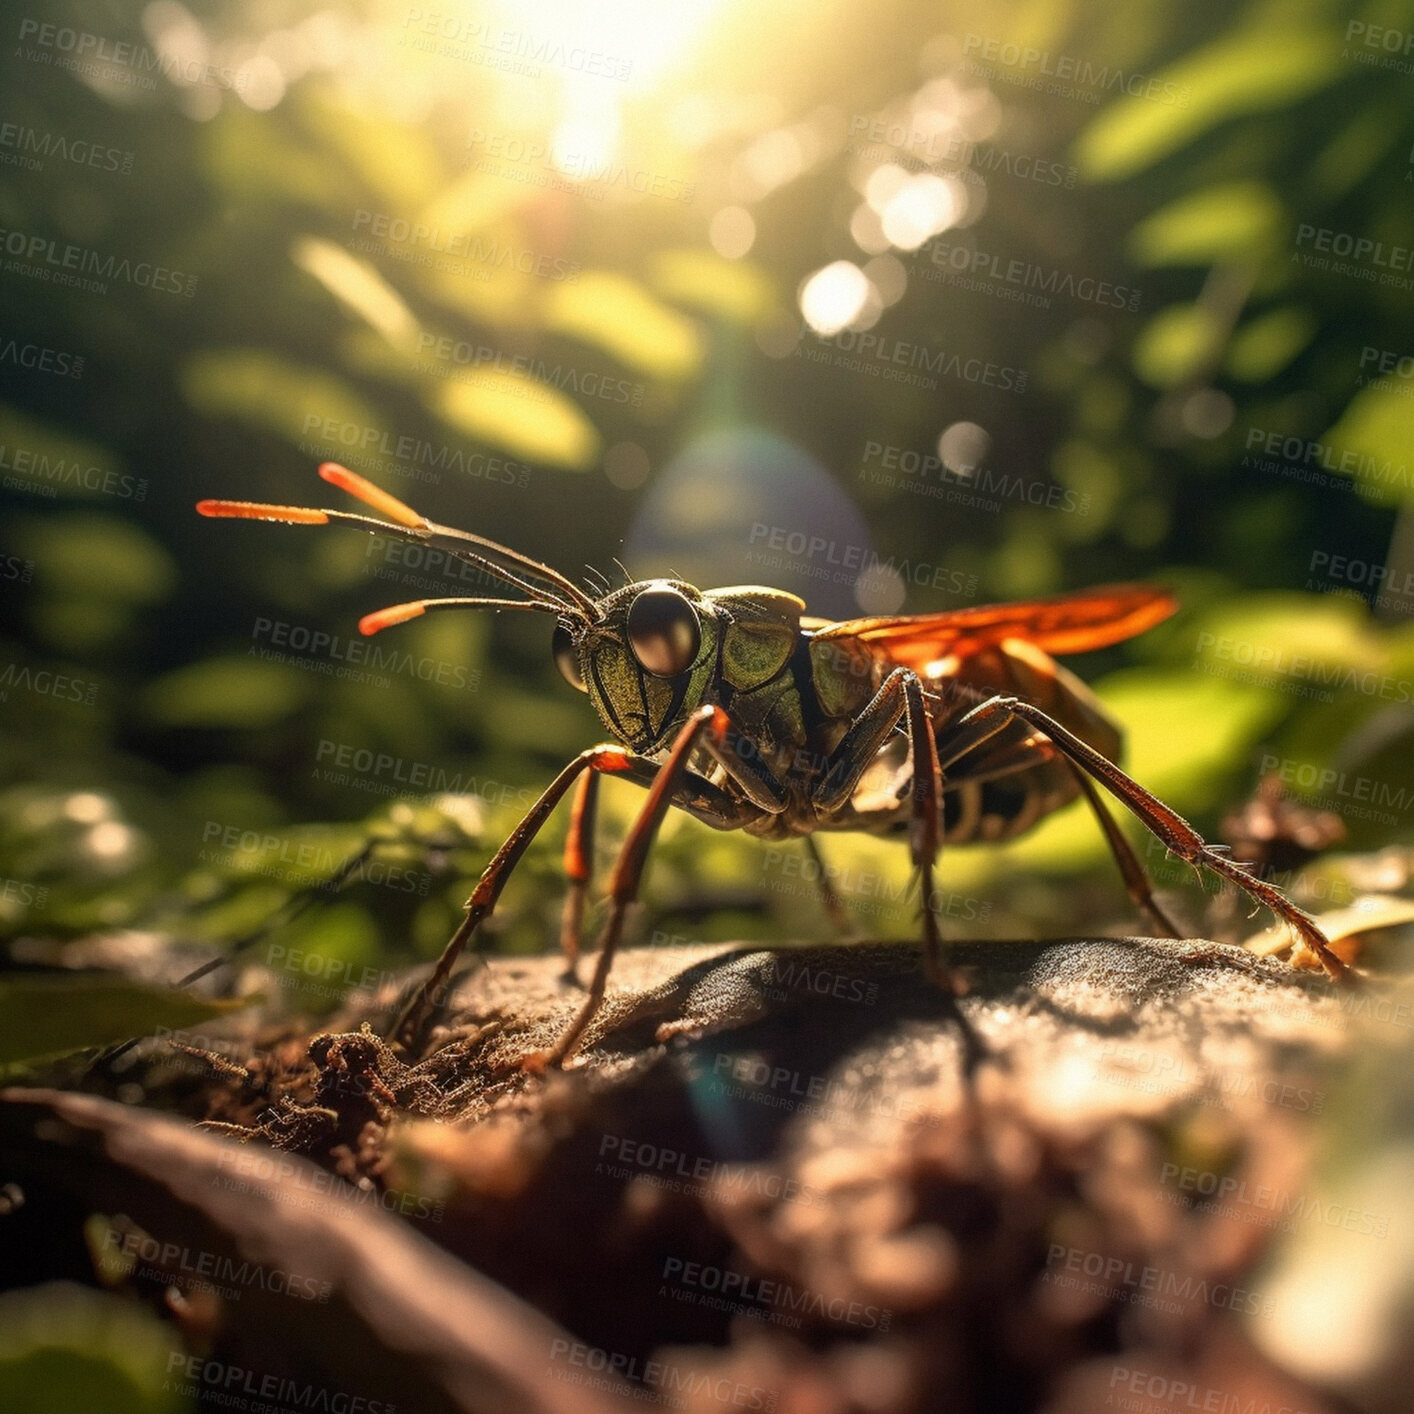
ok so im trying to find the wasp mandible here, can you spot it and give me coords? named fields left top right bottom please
left=197, top=463, right=1353, bottom=1066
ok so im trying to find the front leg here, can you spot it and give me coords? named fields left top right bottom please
left=538, top=704, right=783, bottom=1068
left=559, top=747, right=777, bottom=983
left=558, top=770, right=599, bottom=981
left=391, top=743, right=668, bottom=1052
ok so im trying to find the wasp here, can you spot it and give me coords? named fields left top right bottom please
left=197, top=463, right=1352, bottom=1066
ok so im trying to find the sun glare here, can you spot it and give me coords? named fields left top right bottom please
left=485, top=0, right=732, bottom=179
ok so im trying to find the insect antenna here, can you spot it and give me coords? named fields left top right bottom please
left=332, top=462, right=596, bottom=616
left=359, top=596, right=562, bottom=635
left=197, top=462, right=598, bottom=627
left=313, top=463, right=597, bottom=615
left=424, top=521, right=598, bottom=618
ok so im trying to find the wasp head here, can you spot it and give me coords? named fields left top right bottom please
left=551, top=579, right=719, bottom=754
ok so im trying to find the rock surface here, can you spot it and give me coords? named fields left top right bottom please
left=3, top=936, right=1383, bottom=1413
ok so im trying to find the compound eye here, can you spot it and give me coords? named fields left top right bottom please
left=552, top=623, right=586, bottom=691
left=627, top=587, right=701, bottom=678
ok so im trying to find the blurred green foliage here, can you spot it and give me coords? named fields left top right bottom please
left=0, top=0, right=1411, bottom=1007
left=0, top=1283, right=188, bottom=1414
left=0, top=974, right=246, bottom=1069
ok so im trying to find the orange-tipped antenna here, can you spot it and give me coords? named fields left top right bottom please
left=197, top=463, right=599, bottom=622
left=318, top=462, right=425, bottom=530
left=360, top=597, right=556, bottom=636
left=197, top=499, right=330, bottom=525
left=319, top=462, right=599, bottom=617
left=359, top=601, right=426, bottom=636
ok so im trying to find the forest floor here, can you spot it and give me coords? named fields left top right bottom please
left=4, top=931, right=1387, bottom=1414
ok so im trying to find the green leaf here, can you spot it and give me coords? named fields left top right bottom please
left=428, top=371, right=599, bottom=470
left=0, top=1283, right=190, bottom=1414
left=1224, top=307, right=1317, bottom=381
left=650, top=250, right=776, bottom=324
left=1075, top=30, right=1342, bottom=181
left=545, top=271, right=704, bottom=378
left=1128, top=181, right=1283, bottom=267
left=180, top=349, right=382, bottom=448
left=1133, top=304, right=1219, bottom=387
left=1308, top=106, right=1406, bottom=202
left=12, top=514, right=176, bottom=604
left=292, top=237, right=418, bottom=348
left=143, top=656, right=310, bottom=729
left=1092, top=665, right=1285, bottom=802
left=0, top=976, right=249, bottom=1066
left=0, top=407, right=129, bottom=505
left=1323, top=384, right=1414, bottom=505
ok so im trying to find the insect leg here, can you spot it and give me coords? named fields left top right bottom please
left=950, top=697, right=1352, bottom=982
left=900, top=672, right=952, bottom=988
left=812, top=668, right=919, bottom=812
left=559, top=769, right=599, bottom=981
left=802, top=835, right=855, bottom=936
left=810, top=670, right=954, bottom=983
left=537, top=705, right=764, bottom=1067
left=1065, top=762, right=1184, bottom=939
left=390, top=743, right=649, bottom=1051
left=559, top=758, right=764, bottom=978
left=931, top=712, right=1180, bottom=937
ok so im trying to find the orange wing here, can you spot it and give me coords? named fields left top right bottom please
left=805, top=583, right=1177, bottom=669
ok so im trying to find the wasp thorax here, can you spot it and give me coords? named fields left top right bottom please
left=627, top=585, right=701, bottom=678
